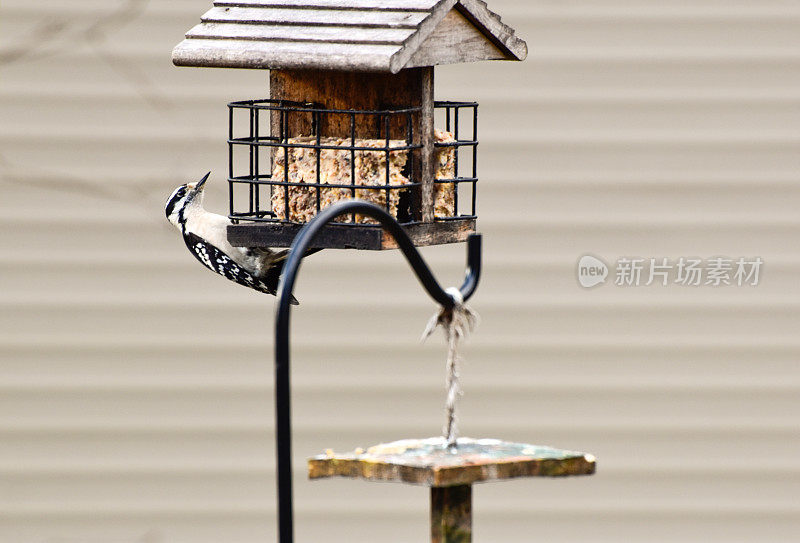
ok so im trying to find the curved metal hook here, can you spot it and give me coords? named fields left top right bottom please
left=274, top=200, right=482, bottom=543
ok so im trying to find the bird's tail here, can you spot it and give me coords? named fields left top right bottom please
left=266, top=248, right=321, bottom=305
left=273, top=248, right=323, bottom=262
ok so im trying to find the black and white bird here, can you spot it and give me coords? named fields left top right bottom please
left=165, top=173, right=301, bottom=303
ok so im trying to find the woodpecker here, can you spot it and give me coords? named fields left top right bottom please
left=165, top=172, right=301, bottom=303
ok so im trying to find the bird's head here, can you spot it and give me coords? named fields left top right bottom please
left=165, top=172, right=210, bottom=228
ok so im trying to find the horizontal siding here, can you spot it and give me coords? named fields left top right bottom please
left=2, top=0, right=800, bottom=542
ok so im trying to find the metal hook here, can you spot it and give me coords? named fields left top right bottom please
left=274, top=200, right=482, bottom=543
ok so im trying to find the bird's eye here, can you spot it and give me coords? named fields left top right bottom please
left=165, top=186, right=188, bottom=218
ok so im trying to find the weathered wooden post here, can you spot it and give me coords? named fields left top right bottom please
left=310, top=438, right=596, bottom=542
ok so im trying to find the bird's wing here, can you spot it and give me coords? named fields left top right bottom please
left=183, top=232, right=298, bottom=304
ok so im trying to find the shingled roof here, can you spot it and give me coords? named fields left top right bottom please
left=172, top=0, right=527, bottom=73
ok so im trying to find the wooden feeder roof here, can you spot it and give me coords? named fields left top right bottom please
left=172, top=0, right=527, bottom=73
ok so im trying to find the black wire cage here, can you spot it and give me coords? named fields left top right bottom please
left=226, top=99, right=478, bottom=248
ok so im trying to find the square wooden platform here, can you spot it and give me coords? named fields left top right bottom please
left=308, top=437, right=596, bottom=487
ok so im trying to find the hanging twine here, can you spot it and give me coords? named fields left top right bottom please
left=421, top=287, right=479, bottom=448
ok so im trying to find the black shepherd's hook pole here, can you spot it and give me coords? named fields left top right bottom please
left=274, top=200, right=482, bottom=543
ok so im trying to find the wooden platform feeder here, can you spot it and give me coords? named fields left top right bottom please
left=173, top=0, right=527, bottom=250
left=310, top=437, right=596, bottom=542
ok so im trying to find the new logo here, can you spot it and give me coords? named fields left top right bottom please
left=577, top=255, right=609, bottom=288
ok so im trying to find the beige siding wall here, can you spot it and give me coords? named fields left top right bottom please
left=1, top=1, right=799, bottom=541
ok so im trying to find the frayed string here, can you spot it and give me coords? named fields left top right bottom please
left=421, top=287, right=479, bottom=448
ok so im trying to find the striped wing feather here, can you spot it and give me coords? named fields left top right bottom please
left=183, top=232, right=297, bottom=303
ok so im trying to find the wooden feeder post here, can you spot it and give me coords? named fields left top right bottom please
left=309, top=438, right=596, bottom=543
left=431, top=485, right=472, bottom=542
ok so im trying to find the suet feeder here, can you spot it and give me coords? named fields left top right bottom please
left=172, top=2, right=595, bottom=542
left=173, top=0, right=528, bottom=250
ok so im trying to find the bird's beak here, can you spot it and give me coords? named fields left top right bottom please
left=194, top=172, right=211, bottom=191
